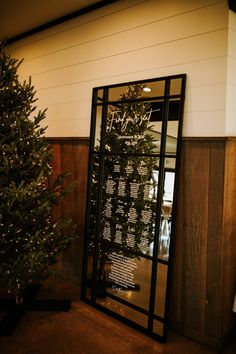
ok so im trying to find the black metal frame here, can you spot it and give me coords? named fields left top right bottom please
left=229, top=0, right=236, bottom=13
left=81, top=74, right=186, bottom=341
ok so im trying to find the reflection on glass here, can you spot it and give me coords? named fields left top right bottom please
left=154, top=263, right=168, bottom=318
left=105, top=255, right=152, bottom=311
left=84, top=253, right=94, bottom=300
left=145, top=126, right=162, bottom=154
left=164, top=157, right=176, bottom=172
left=159, top=201, right=172, bottom=259
left=158, top=166, right=175, bottom=260
left=163, top=170, right=175, bottom=202
left=97, top=297, right=148, bottom=328
left=166, top=119, right=178, bottom=155
left=86, top=254, right=94, bottom=280
left=85, top=287, right=92, bottom=300
left=96, top=89, right=104, bottom=102
left=169, top=99, right=181, bottom=121
left=149, top=100, right=164, bottom=122
left=108, top=85, right=129, bottom=101
left=105, top=98, right=156, bottom=154
left=94, top=105, right=102, bottom=149
left=147, top=80, right=165, bottom=97
left=153, top=319, right=164, bottom=336
left=170, top=78, right=182, bottom=95
left=108, top=81, right=165, bottom=102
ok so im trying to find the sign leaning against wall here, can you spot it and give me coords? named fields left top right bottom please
left=82, top=74, right=186, bottom=341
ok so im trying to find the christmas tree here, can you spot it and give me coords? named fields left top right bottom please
left=0, top=47, right=75, bottom=304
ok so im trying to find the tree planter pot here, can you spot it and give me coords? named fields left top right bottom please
left=0, top=284, right=71, bottom=335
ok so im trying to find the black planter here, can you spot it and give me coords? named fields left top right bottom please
left=0, top=284, right=71, bottom=335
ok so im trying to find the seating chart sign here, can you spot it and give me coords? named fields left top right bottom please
left=101, top=157, right=157, bottom=256
left=82, top=75, right=186, bottom=342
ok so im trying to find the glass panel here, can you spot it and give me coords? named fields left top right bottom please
left=105, top=100, right=160, bottom=154
left=83, top=253, right=94, bottom=300
left=165, top=99, right=180, bottom=155
left=164, top=157, right=176, bottom=172
left=100, top=156, right=159, bottom=255
left=170, top=78, right=182, bottom=95
left=108, top=85, right=130, bottom=102
left=105, top=103, right=156, bottom=153
left=105, top=85, right=162, bottom=154
left=166, top=122, right=178, bottom=156
left=149, top=101, right=164, bottom=122
left=105, top=255, right=152, bottom=311
left=94, top=105, right=103, bottom=149
left=144, top=80, right=165, bottom=97
left=169, top=99, right=181, bottom=121
left=97, top=297, right=148, bottom=328
left=154, top=263, right=168, bottom=317
left=85, top=287, right=92, bottom=300
left=86, top=254, right=94, bottom=284
left=158, top=200, right=172, bottom=260
left=84, top=154, right=100, bottom=297
left=88, top=154, right=100, bottom=237
left=96, top=88, right=104, bottom=103
left=163, top=169, right=175, bottom=202
left=108, top=80, right=165, bottom=101
left=153, top=319, right=164, bottom=336
left=158, top=160, right=175, bottom=260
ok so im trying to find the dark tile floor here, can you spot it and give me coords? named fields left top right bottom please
left=0, top=278, right=235, bottom=354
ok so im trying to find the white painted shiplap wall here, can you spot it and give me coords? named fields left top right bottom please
left=226, top=9, right=236, bottom=135
left=7, top=0, right=234, bottom=137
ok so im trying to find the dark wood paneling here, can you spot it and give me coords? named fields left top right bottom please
left=221, top=139, right=236, bottom=337
left=47, top=138, right=89, bottom=284
left=205, top=141, right=225, bottom=338
left=169, top=141, right=210, bottom=331
left=169, top=138, right=236, bottom=350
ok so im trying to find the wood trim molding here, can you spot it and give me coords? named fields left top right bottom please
left=182, top=136, right=236, bottom=141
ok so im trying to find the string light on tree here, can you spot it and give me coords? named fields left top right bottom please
left=0, top=46, right=75, bottom=304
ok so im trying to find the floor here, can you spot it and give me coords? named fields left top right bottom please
left=0, top=278, right=235, bottom=354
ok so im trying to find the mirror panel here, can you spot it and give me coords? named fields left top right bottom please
left=104, top=100, right=162, bottom=154
left=97, top=297, right=148, bottom=328
left=170, top=78, right=182, bottom=95
left=153, top=320, right=164, bottom=336
left=158, top=161, right=176, bottom=261
left=82, top=74, right=186, bottom=341
left=93, top=105, right=103, bottom=149
left=100, top=155, right=159, bottom=255
left=154, top=263, right=168, bottom=317
left=105, top=255, right=152, bottom=311
left=108, top=80, right=165, bottom=101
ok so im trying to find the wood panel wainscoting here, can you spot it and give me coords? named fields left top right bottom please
left=168, top=137, right=236, bottom=351
left=46, top=137, right=89, bottom=284
left=47, top=137, right=236, bottom=350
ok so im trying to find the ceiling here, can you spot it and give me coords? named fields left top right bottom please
left=1, top=1, right=235, bottom=43
left=0, top=0, right=104, bottom=42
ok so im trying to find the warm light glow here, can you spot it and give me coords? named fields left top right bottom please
left=143, top=87, right=152, bottom=92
